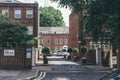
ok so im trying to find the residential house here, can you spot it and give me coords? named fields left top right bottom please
left=39, top=27, right=69, bottom=53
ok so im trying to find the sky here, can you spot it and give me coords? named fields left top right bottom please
left=18, top=0, right=71, bottom=26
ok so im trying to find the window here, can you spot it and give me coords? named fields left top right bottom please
left=82, top=10, right=89, bottom=16
left=64, top=39, right=68, bottom=44
left=90, top=42, right=95, bottom=49
left=59, top=39, right=63, bottom=44
left=14, top=10, right=21, bottom=19
left=2, top=9, right=9, bottom=18
left=42, top=39, right=46, bottom=44
left=55, top=39, right=59, bottom=44
left=27, top=26, right=33, bottom=35
left=47, top=39, right=51, bottom=44
left=90, top=42, right=101, bottom=49
left=26, top=10, right=33, bottom=19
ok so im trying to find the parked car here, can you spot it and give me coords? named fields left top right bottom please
left=99, top=69, right=120, bottom=80
left=57, top=51, right=69, bottom=56
left=57, top=51, right=64, bottom=56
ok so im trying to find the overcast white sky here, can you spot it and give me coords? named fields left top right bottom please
left=18, top=0, right=71, bottom=26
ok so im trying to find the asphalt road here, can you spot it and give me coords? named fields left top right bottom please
left=0, top=76, right=13, bottom=80
left=35, top=72, right=108, bottom=80
left=34, top=55, right=110, bottom=80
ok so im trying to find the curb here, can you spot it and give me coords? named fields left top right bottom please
left=29, top=70, right=40, bottom=80
left=18, top=70, right=39, bottom=80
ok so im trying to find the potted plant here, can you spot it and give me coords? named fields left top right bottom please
left=80, top=46, right=88, bottom=64
left=67, top=48, right=73, bottom=60
left=72, top=48, right=79, bottom=61
left=80, top=46, right=88, bottom=54
left=43, top=54, right=48, bottom=64
left=42, top=47, right=50, bottom=64
left=63, top=49, right=67, bottom=58
left=81, top=56, right=87, bottom=64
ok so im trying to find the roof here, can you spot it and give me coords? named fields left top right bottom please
left=40, top=27, right=69, bottom=34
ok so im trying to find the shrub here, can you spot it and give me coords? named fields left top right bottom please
left=67, top=48, right=73, bottom=53
left=80, top=46, right=88, bottom=53
left=0, top=15, right=31, bottom=48
left=72, top=48, right=79, bottom=54
left=42, top=47, right=50, bottom=55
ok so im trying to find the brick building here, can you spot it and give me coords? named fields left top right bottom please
left=0, top=0, right=39, bottom=42
left=0, top=0, right=39, bottom=67
left=39, top=27, right=69, bottom=52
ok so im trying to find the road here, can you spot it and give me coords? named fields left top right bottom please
left=0, top=77, right=13, bottom=80
left=34, top=55, right=110, bottom=80
left=39, top=72, right=107, bottom=80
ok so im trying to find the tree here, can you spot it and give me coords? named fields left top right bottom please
left=51, top=0, right=120, bottom=66
left=85, top=0, right=120, bottom=67
left=0, top=15, right=31, bottom=48
left=85, top=0, right=120, bottom=48
left=50, top=0, right=92, bottom=12
left=40, top=6, right=65, bottom=27
left=51, top=0, right=120, bottom=48
left=50, top=0, right=93, bottom=42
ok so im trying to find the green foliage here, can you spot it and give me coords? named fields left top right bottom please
left=42, top=47, right=51, bottom=54
left=50, top=0, right=92, bottom=13
left=85, top=0, right=120, bottom=48
left=0, top=15, right=31, bottom=48
left=72, top=48, right=79, bottom=54
left=26, top=37, right=39, bottom=46
left=67, top=48, right=73, bottom=53
left=39, top=6, right=65, bottom=27
left=80, top=46, right=88, bottom=53
left=52, top=0, right=120, bottom=49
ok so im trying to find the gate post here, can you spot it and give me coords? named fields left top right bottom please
left=25, top=46, right=32, bottom=69
left=32, top=47, right=36, bottom=66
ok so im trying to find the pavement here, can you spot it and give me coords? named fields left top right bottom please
left=0, top=56, right=115, bottom=80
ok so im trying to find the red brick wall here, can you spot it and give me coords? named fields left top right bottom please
left=69, top=13, right=80, bottom=48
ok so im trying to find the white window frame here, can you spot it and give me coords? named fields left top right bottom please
left=82, top=10, right=89, bottom=16
left=27, top=26, right=33, bottom=35
left=14, top=10, right=21, bottom=19
left=26, top=10, right=33, bottom=19
left=42, top=39, right=46, bottom=44
left=2, top=9, right=9, bottom=18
